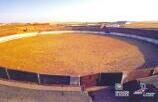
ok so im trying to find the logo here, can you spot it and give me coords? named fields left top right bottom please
left=115, top=83, right=129, bottom=97
left=140, top=82, right=146, bottom=89
left=133, top=88, right=147, bottom=95
left=115, top=91, right=129, bottom=97
left=133, top=82, right=156, bottom=97
left=143, top=92, right=156, bottom=97
left=133, top=82, right=147, bottom=95
left=115, top=83, right=123, bottom=90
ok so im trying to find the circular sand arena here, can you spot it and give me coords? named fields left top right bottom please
left=0, top=32, right=145, bottom=76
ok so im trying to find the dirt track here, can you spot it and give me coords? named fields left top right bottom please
left=0, top=32, right=145, bottom=76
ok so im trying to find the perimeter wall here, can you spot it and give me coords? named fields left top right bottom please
left=1, top=27, right=158, bottom=89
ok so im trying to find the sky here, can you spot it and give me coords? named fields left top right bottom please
left=0, top=0, right=158, bottom=23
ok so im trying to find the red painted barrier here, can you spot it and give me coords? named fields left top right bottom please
left=80, top=74, right=99, bottom=88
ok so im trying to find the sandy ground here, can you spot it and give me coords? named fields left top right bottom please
left=0, top=84, right=90, bottom=102
left=0, top=33, right=144, bottom=76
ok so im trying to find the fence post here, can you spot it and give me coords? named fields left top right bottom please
left=5, top=68, right=10, bottom=80
left=79, top=75, right=81, bottom=86
left=37, top=73, right=41, bottom=84
left=97, top=73, right=101, bottom=86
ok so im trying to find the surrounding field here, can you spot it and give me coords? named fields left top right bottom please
left=0, top=33, right=144, bottom=76
left=0, top=23, right=68, bottom=37
left=124, top=22, right=158, bottom=29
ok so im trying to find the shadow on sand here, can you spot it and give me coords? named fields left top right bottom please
left=107, top=35, right=158, bottom=69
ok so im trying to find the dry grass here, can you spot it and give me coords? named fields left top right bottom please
left=0, top=24, right=67, bottom=37
left=124, top=22, right=158, bottom=28
left=0, top=33, right=144, bottom=76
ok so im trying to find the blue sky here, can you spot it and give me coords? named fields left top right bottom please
left=0, top=0, right=158, bottom=23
